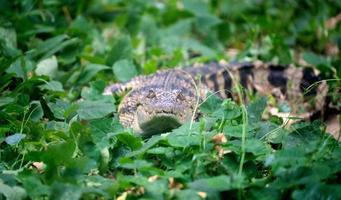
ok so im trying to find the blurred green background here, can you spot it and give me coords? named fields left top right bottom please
left=1, top=0, right=340, bottom=82
left=1, top=1, right=341, bottom=199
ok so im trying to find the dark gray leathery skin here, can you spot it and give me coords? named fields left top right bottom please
left=104, top=61, right=329, bottom=135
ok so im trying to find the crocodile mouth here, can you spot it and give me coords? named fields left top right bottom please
left=146, top=109, right=181, bottom=116
left=136, top=105, right=189, bottom=136
left=154, top=110, right=181, bottom=116
left=139, top=114, right=182, bottom=136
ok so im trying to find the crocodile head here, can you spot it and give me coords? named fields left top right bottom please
left=136, top=88, right=196, bottom=135
left=119, top=87, right=196, bottom=136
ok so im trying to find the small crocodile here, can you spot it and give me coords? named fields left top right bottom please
left=104, top=60, right=329, bottom=136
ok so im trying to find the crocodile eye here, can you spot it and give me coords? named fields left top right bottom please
left=177, top=91, right=185, bottom=101
left=147, top=89, right=156, bottom=98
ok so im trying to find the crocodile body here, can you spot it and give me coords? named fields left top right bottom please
left=104, top=61, right=329, bottom=136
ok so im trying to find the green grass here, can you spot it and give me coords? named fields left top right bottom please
left=1, top=0, right=341, bottom=199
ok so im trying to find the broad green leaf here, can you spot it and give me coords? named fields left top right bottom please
left=0, top=97, right=15, bottom=107
left=70, top=15, right=95, bottom=37
left=126, top=135, right=164, bottom=157
left=0, top=181, right=27, bottom=200
left=67, top=157, right=97, bottom=174
left=202, top=96, right=241, bottom=120
left=89, top=118, right=123, bottom=149
left=140, top=15, right=160, bottom=45
left=200, top=93, right=223, bottom=114
left=20, top=175, right=50, bottom=199
left=116, top=174, right=149, bottom=187
left=22, top=25, right=55, bottom=38
left=80, top=80, right=106, bottom=100
left=118, top=158, right=153, bottom=169
left=303, top=52, right=330, bottom=66
left=38, top=141, right=76, bottom=165
left=6, top=58, right=26, bottom=79
left=166, top=123, right=202, bottom=147
left=256, top=121, right=287, bottom=143
left=212, top=106, right=241, bottom=120
left=144, top=179, right=168, bottom=199
left=183, top=0, right=210, bottom=16
left=0, top=27, right=17, bottom=48
left=106, top=36, right=132, bottom=65
left=247, top=97, right=267, bottom=124
left=0, top=127, right=10, bottom=143
left=292, top=183, right=341, bottom=200
left=46, top=121, right=68, bottom=132
left=142, top=58, right=158, bottom=74
left=35, top=56, right=58, bottom=78
left=29, top=101, right=44, bottom=122
left=161, top=36, right=217, bottom=57
left=77, top=97, right=115, bottom=120
left=28, top=35, right=80, bottom=59
left=189, top=175, right=233, bottom=192
left=146, top=147, right=173, bottom=155
left=176, top=189, right=202, bottom=200
left=5, top=133, right=26, bottom=145
left=196, top=15, right=222, bottom=29
left=77, top=63, right=110, bottom=85
left=247, top=187, right=280, bottom=200
left=50, top=182, right=82, bottom=200
left=28, top=35, right=69, bottom=58
left=39, top=80, right=64, bottom=92
left=116, top=132, right=142, bottom=150
left=244, top=139, right=272, bottom=159
left=112, top=59, right=138, bottom=82
left=162, top=19, right=193, bottom=36
left=223, top=124, right=252, bottom=138
left=89, top=118, right=122, bottom=137
left=183, top=38, right=217, bottom=57
left=265, top=147, right=307, bottom=173
left=50, top=181, right=108, bottom=199
left=283, top=121, right=323, bottom=148
left=47, top=99, right=70, bottom=120
left=167, top=133, right=202, bottom=148
left=0, top=27, right=20, bottom=58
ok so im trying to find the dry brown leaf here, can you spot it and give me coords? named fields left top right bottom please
left=169, top=177, right=184, bottom=189
left=197, top=191, right=207, bottom=199
left=325, top=13, right=341, bottom=29
left=214, top=145, right=232, bottom=158
left=148, top=175, right=159, bottom=182
left=212, top=133, right=227, bottom=144
left=31, top=162, right=45, bottom=173
left=117, top=192, right=127, bottom=200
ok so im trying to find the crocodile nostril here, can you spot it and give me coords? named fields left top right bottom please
left=147, top=89, right=156, bottom=98
left=162, top=110, right=173, bottom=114
left=177, top=91, right=185, bottom=101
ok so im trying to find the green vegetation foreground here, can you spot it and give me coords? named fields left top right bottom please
left=0, top=1, right=340, bottom=199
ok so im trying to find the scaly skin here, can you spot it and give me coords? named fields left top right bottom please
left=104, top=61, right=329, bottom=136
left=105, top=69, right=200, bottom=136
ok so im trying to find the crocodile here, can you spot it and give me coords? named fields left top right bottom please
left=104, top=60, right=331, bottom=136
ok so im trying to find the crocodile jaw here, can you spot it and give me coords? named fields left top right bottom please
left=139, top=114, right=182, bottom=136
left=135, top=107, right=190, bottom=136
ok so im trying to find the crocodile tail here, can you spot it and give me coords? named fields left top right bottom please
left=193, top=60, right=329, bottom=118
